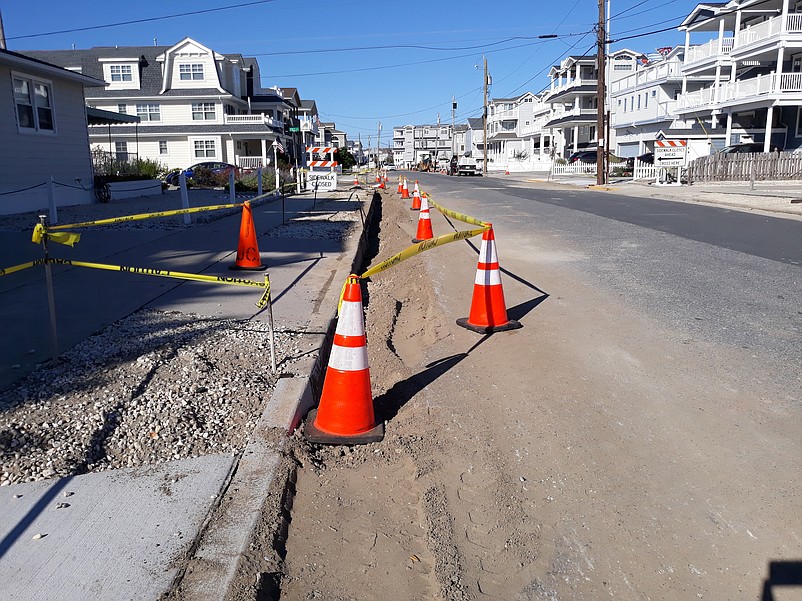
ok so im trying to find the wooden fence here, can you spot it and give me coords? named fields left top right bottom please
left=687, top=152, right=802, bottom=183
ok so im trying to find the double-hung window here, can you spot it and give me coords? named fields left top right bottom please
left=179, top=64, right=204, bottom=80
left=109, top=65, right=133, bottom=82
left=136, top=103, right=161, bottom=122
left=13, top=75, right=54, bottom=132
left=194, top=140, right=216, bottom=158
left=192, top=102, right=215, bottom=120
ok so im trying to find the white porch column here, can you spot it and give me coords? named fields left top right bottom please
left=261, top=138, right=267, bottom=169
left=734, top=10, right=742, bottom=47
left=682, top=30, right=691, bottom=94
left=776, top=47, right=785, bottom=92
left=725, top=112, right=733, bottom=146
left=782, top=0, right=790, bottom=32
left=764, top=106, right=775, bottom=152
left=572, top=126, right=579, bottom=153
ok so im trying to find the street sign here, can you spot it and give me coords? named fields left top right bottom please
left=655, top=139, right=688, bottom=167
left=289, top=127, right=300, bottom=132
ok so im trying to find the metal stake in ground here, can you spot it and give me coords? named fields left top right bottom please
left=39, top=215, right=59, bottom=359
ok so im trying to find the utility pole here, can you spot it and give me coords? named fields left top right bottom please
left=436, top=113, right=441, bottom=170
left=451, top=95, right=457, bottom=160
left=483, top=56, right=490, bottom=177
left=596, top=0, right=607, bottom=185
left=376, top=121, right=382, bottom=167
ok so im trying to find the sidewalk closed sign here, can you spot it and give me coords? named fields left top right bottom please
left=308, top=172, right=338, bottom=190
left=655, top=140, right=688, bottom=167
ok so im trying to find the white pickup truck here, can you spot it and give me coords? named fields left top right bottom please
left=455, top=153, right=481, bottom=176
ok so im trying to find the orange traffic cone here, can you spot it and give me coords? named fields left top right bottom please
left=397, top=177, right=403, bottom=194
left=412, top=194, right=434, bottom=242
left=410, top=186, right=421, bottom=210
left=505, top=169, right=510, bottom=175
left=375, top=172, right=381, bottom=183
left=305, top=275, right=384, bottom=445
left=229, top=201, right=267, bottom=271
left=457, top=225, right=521, bottom=333
left=401, top=178, right=410, bottom=199
left=378, top=178, right=386, bottom=189
left=353, top=174, right=359, bottom=186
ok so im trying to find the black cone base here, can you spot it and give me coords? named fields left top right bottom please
left=304, top=409, right=385, bottom=445
left=456, top=317, right=522, bottom=334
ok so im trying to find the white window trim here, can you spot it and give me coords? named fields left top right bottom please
left=179, top=63, right=205, bottom=81
left=99, top=58, right=141, bottom=90
left=159, top=140, right=168, bottom=155
left=189, top=137, right=220, bottom=160
left=191, top=102, right=216, bottom=121
left=136, top=103, right=161, bottom=122
left=12, top=72, right=56, bottom=135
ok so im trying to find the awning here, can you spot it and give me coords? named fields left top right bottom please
left=86, top=107, right=141, bottom=125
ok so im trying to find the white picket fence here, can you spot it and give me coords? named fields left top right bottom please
left=550, top=162, right=597, bottom=176
left=633, top=159, right=657, bottom=180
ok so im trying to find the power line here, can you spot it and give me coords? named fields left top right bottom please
left=7, top=0, right=279, bottom=41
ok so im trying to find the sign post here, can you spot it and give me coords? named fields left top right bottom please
left=654, top=139, right=687, bottom=186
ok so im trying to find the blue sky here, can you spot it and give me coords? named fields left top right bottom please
left=3, top=0, right=703, bottom=142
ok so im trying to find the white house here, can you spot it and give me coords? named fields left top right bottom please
left=391, top=124, right=452, bottom=169
left=544, top=50, right=641, bottom=158
left=1, top=48, right=106, bottom=215
left=676, top=0, right=802, bottom=151
left=25, top=38, right=312, bottom=172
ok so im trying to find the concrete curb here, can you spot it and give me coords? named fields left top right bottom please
left=168, top=187, right=382, bottom=600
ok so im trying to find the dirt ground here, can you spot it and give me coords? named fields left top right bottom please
left=274, top=186, right=802, bottom=600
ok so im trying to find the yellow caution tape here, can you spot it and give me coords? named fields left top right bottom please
left=360, top=226, right=489, bottom=280
left=256, top=276, right=271, bottom=309
left=47, top=201, right=250, bottom=231
left=32, top=223, right=80, bottom=246
left=48, top=258, right=270, bottom=307
left=425, top=196, right=489, bottom=228
left=0, top=258, right=46, bottom=277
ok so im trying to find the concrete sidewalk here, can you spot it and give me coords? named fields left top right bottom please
left=0, top=184, right=376, bottom=600
left=486, top=170, right=802, bottom=219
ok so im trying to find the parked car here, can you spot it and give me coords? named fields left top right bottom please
left=567, top=150, right=598, bottom=164
left=384, top=164, right=397, bottom=171
left=165, top=162, right=238, bottom=186
left=719, top=143, right=781, bottom=154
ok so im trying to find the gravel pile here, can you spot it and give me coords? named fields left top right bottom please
left=0, top=190, right=363, bottom=487
left=0, top=310, right=308, bottom=486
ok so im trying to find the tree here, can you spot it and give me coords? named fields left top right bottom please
left=338, top=146, right=357, bottom=170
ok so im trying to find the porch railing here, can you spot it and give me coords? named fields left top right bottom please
left=237, top=156, right=265, bottom=169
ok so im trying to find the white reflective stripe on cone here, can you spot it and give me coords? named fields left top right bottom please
left=338, top=300, right=365, bottom=336
left=475, top=269, right=502, bottom=286
left=328, top=345, right=369, bottom=371
left=479, top=239, right=499, bottom=263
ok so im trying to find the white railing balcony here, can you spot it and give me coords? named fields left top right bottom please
left=685, top=37, right=733, bottom=67
left=736, top=16, right=780, bottom=46
left=780, top=72, right=802, bottom=91
left=677, top=85, right=719, bottom=109
left=611, top=62, right=683, bottom=93
left=224, top=114, right=278, bottom=127
left=546, top=78, right=598, bottom=99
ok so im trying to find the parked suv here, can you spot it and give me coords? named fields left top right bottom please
left=720, top=143, right=781, bottom=154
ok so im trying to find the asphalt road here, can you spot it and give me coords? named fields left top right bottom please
left=417, top=173, right=802, bottom=397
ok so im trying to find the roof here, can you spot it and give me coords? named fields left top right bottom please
left=467, top=118, right=483, bottom=129
left=87, top=123, right=281, bottom=136
left=86, top=107, right=140, bottom=125
left=489, top=132, right=520, bottom=140
left=23, top=43, right=244, bottom=99
left=545, top=85, right=597, bottom=102
left=0, top=47, right=106, bottom=88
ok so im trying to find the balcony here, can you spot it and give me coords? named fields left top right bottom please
left=224, top=114, right=279, bottom=128
left=734, top=13, right=802, bottom=50
left=684, top=37, right=733, bottom=70
left=544, top=78, right=598, bottom=102
left=676, top=72, right=802, bottom=110
left=611, top=61, right=683, bottom=94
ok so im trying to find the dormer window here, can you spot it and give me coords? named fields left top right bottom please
left=110, top=65, right=133, bottom=82
left=100, top=58, right=141, bottom=90
left=179, top=64, right=204, bottom=80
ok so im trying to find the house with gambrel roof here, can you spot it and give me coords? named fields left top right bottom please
left=25, top=37, right=308, bottom=171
